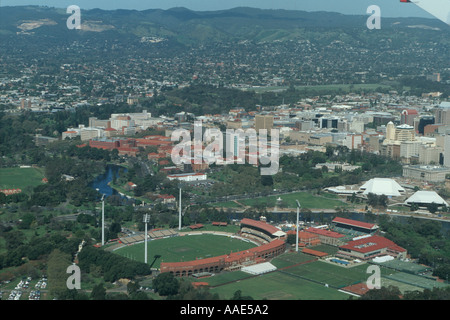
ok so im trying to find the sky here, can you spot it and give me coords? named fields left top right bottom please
left=0, top=0, right=436, bottom=19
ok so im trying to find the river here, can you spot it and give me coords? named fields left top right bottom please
left=90, top=165, right=450, bottom=234
left=90, top=164, right=127, bottom=198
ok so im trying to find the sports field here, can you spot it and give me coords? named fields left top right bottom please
left=207, top=254, right=400, bottom=299
left=0, top=167, right=45, bottom=190
left=200, top=252, right=372, bottom=299
left=209, top=270, right=350, bottom=300
left=214, top=191, right=348, bottom=210
left=280, top=260, right=373, bottom=288
left=114, top=234, right=257, bottom=268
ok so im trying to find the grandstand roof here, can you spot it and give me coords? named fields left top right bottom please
left=305, top=227, right=346, bottom=238
left=332, top=217, right=378, bottom=231
left=286, top=230, right=319, bottom=239
left=359, top=178, right=405, bottom=197
left=302, top=248, right=329, bottom=257
left=212, top=222, right=228, bottom=226
left=404, top=190, right=449, bottom=206
left=160, top=239, right=285, bottom=269
left=339, top=235, right=406, bottom=254
left=240, top=218, right=286, bottom=237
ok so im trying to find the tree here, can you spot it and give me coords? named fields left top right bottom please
left=427, top=202, right=439, bottom=214
left=286, top=233, right=297, bottom=245
left=127, top=281, right=140, bottom=295
left=359, top=286, right=401, bottom=300
left=0, top=192, right=7, bottom=205
left=109, top=222, right=122, bottom=239
left=91, top=283, right=106, bottom=300
left=47, top=249, right=74, bottom=299
left=410, top=203, right=419, bottom=212
left=261, top=175, right=273, bottom=187
left=152, top=272, right=179, bottom=296
left=378, top=195, right=388, bottom=208
left=231, top=289, right=254, bottom=300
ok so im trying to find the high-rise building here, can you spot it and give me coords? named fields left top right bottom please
left=419, top=144, right=442, bottom=165
left=395, top=124, right=415, bottom=142
left=400, top=109, right=419, bottom=126
left=385, top=121, right=396, bottom=142
left=444, top=130, right=450, bottom=167
left=418, top=116, right=435, bottom=135
left=435, top=105, right=450, bottom=125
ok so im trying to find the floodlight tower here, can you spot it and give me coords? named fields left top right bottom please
left=179, top=187, right=182, bottom=231
left=101, top=194, right=105, bottom=246
left=143, top=213, right=150, bottom=264
left=295, top=200, right=301, bottom=252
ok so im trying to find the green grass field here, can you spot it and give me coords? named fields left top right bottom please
left=270, top=252, right=318, bottom=269
left=239, top=191, right=348, bottom=209
left=190, top=271, right=252, bottom=287
left=209, top=270, right=350, bottom=300
left=114, top=234, right=257, bottom=268
left=281, top=261, right=372, bottom=288
left=213, top=192, right=348, bottom=210
left=0, top=167, right=45, bottom=190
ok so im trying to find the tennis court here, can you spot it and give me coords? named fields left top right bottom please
left=384, top=272, right=449, bottom=290
left=373, top=260, right=431, bottom=274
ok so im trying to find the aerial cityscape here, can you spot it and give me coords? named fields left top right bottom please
left=0, top=0, right=450, bottom=306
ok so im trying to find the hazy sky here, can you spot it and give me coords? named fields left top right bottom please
left=0, top=0, right=435, bottom=18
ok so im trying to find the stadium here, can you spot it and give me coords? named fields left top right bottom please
left=107, top=216, right=450, bottom=299
left=112, top=217, right=287, bottom=277
left=160, top=218, right=287, bottom=276
left=112, top=216, right=407, bottom=275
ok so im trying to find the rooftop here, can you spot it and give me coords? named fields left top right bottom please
left=359, top=178, right=405, bottom=197
left=339, top=235, right=406, bottom=254
left=241, top=218, right=286, bottom=237
left=332, top=217, right=378, bottom=231
left=404, top=190, right=449, bottom=206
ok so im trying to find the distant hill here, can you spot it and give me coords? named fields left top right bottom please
left=0, top=5, right=448, bottom=44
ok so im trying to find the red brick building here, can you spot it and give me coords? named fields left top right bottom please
left=89, top=138, right=139, bottom=156
left=337, top=235, right=407, bottom=261
left=160, top=239, right=286, bottom=277
left=304, top=227, right=346, bottom=247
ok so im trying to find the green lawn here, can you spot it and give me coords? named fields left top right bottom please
left=239, top=191, right=348, bottom=209
left=114, top=234, right=256, bottom=268
left=209, top=270, right=350, bottom=300
left=0, top=167, right=45, bottom=190
left=188, top=271, right=252, bottom=287
left=280, top=260, right=397, bottom=289
left=210, top=201, right=241, bottom=208
left=270, top=252, right=317, bottom=269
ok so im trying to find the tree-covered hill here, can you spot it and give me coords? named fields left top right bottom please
left=0, top=5, right=448, bottom=45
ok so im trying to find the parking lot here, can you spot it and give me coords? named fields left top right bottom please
left=1, top=276, right=47, bottom=300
